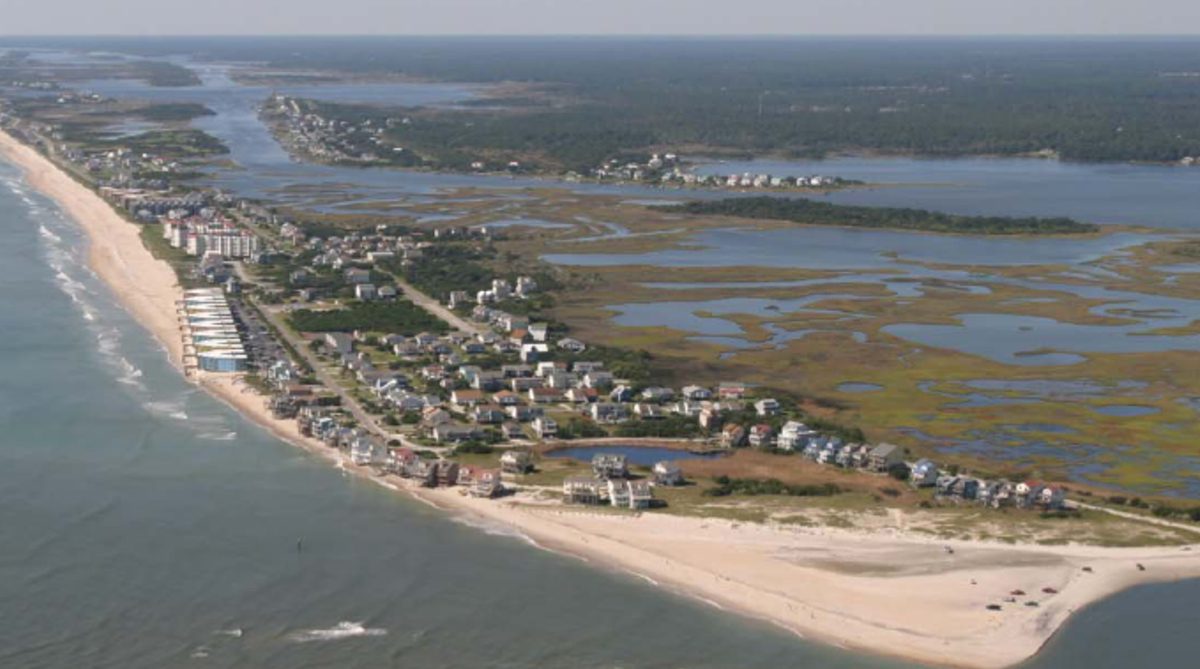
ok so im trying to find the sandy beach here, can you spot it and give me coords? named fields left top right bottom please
left=4, top=127, right=1200, bottom=669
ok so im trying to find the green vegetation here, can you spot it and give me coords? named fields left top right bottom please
left=388, top=243, right=492, bottom=300
left=128, top=60, right=202, bottom=87
left=89, top=129, right=227, bottom=158
left=615, top=415, right=705, bottom=439
left=453, top=442, right=496, bottom=455
left=553, top=343, right=655, bottom=385
left=1170, top=241, right=1200, bottom=259
left=210, top=38, right=1200, bottom=166
left=132, top=103, right=215, bottom=122
left=138, top=225, right=204, bottom=288
left=664, top=197, right=1099, bottom=235
left=288, top=301, right=448, bottom=334
left=555, top=418, right=609, bottom=440
left=703, top=475, right=843, bottom=498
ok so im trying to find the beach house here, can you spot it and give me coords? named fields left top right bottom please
left=867, top=443, right=905, bottom=472
left=592, top=453, right=628, bottom=479
left=652, top=461, right=684, bottom=486
left=500, top=449, right=534, bottom=474
left=563, top=477, right=606, bottom=505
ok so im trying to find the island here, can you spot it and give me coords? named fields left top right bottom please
left=661, top=196, right=1100, bottom=235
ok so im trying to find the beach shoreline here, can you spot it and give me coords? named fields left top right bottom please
left=4, top=127, right=1199, bottom=669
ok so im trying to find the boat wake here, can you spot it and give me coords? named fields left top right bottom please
left=286, top=621, right=387, bottom=643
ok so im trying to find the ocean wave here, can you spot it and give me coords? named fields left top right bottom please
left=96, top=328, right=120, bottom=356
left=287, top=621, right=386, bottom=644
left=449, top=514, right=542, bottom=548
left=627, top=570, right=660, bottom=587
left=143, top=400, right=189, bottom=421
left=197, top=431, right=238, bottom=441
left=116, top=357, right=144, bottom=385
left=37, top=224, right=62, bottom=244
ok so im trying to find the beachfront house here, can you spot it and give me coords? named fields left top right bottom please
left=500, top=449, right=534, bottom=474
left=469, top=469, right=504, bottom=498
left=406, top=458, right=438, bottom=487
left=628, top=480, right=654, bottom=509
left=563, top=477, right=606, bottom=505
left=607, top=479, right=631, bottom=508
left=910, top=459, right=939, bottom=487
left=867, top=443, right=904, bottom=473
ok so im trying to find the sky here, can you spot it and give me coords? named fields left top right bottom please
left=0, top=0, right=1198, bottom=36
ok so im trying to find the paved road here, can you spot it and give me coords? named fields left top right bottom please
left=394, top=277, right=486, bottom=336
left=254, top=300, right=391, bottom=437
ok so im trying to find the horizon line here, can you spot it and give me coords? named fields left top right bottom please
left=3, top=33, right=1200, bottom=39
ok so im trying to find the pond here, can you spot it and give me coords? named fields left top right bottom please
left=546, top=445, right=727, bottom=467
left=1090, top=405, right=1161, bottom=417
left=836, top=382, right=884, bottom=393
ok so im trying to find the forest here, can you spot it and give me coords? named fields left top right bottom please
left=12, top=37, right=1200, bottom=166
left=232, top=37, right=1200, bottom=168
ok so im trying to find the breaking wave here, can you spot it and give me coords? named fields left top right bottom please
left=197, top=431, right=238, bottom=441
left=287, top=621, right=387, bottom=643
left=143, top=400, right=189, bottom=421
left=450, top=514, right=543, bottom=549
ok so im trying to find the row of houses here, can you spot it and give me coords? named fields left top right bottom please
left=934, top=474, right=1066, bottom=510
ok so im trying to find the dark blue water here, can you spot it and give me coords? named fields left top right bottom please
left=547, top=446, right=727, bottom=466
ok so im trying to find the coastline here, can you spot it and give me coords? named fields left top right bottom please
left=4, top=127, right=1200, bottom=669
